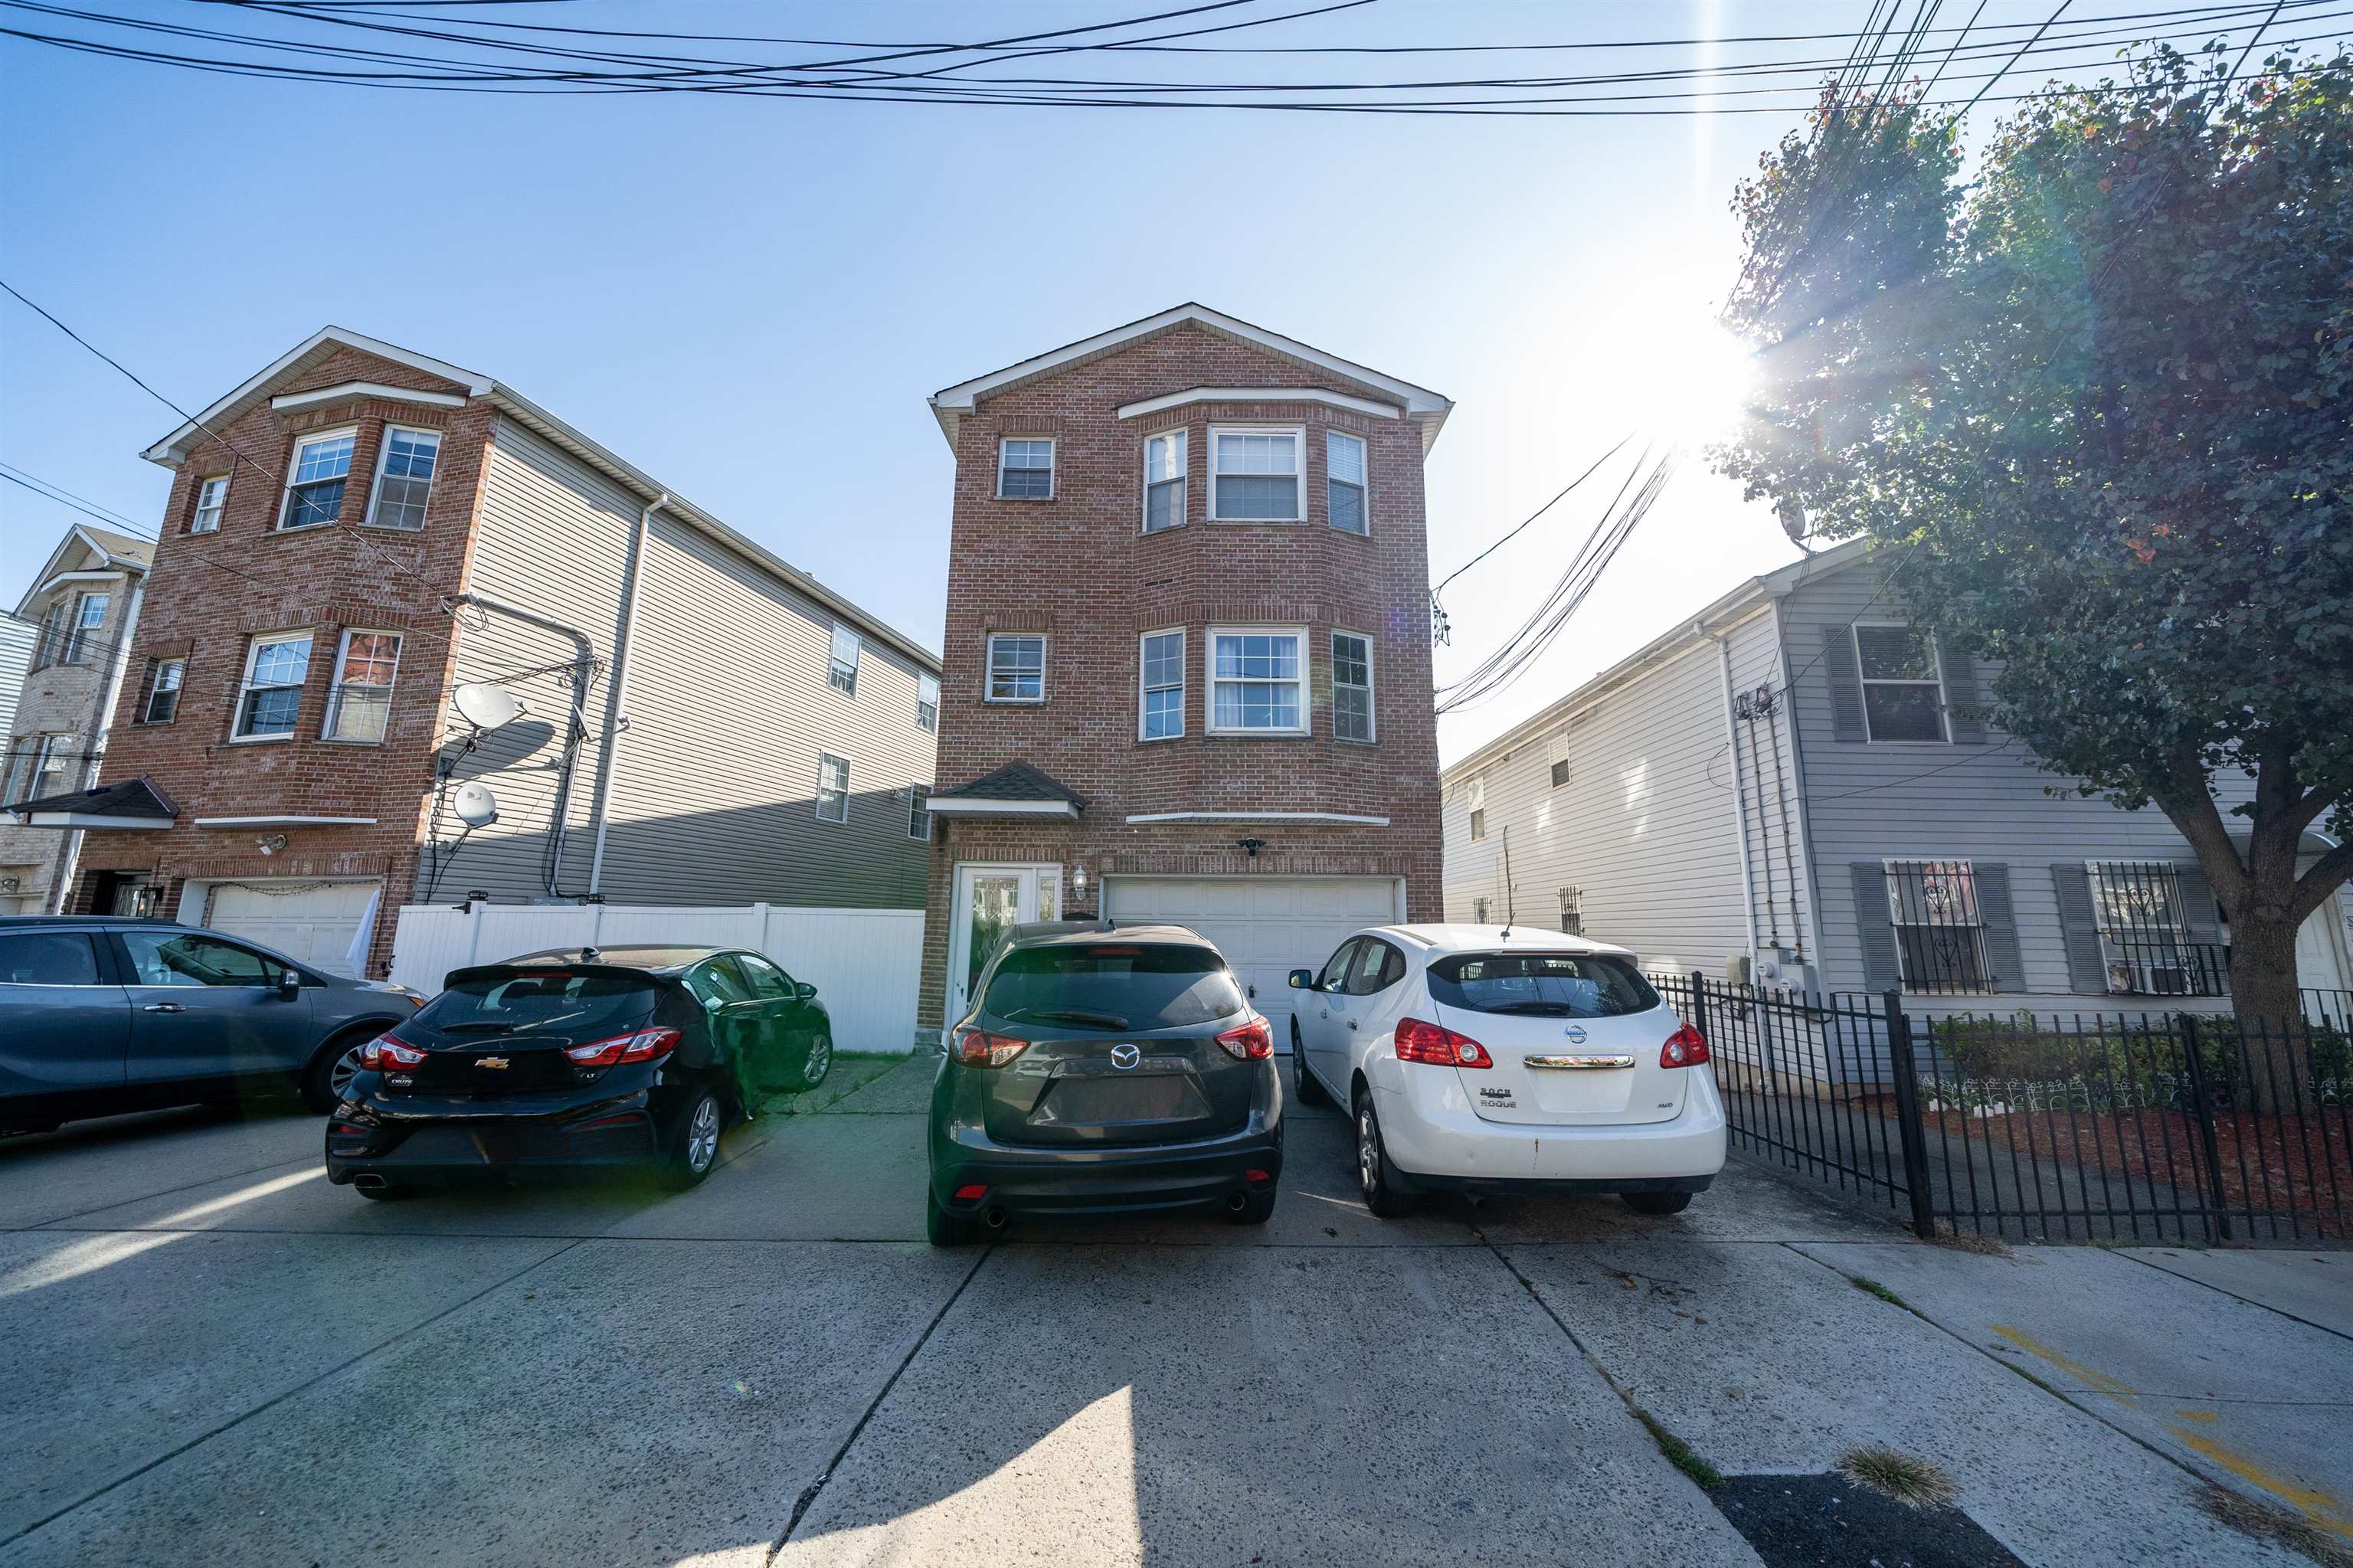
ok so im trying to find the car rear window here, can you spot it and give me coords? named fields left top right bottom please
left=420, top=971, right=658, bottom=1036
left=1426, top=952, right=1660, bottom=1019
left=0, top=931, right=99, bottom=985
left=983, top=944, right=1246, bottom=1031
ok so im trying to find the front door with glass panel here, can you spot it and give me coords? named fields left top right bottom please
left=947, top=865, right=1059, bottom=1026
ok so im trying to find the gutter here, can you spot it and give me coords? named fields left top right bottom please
left=587, top=492, right=668, bottom=895
left=1704, top=620, right=1762, bottom=974
left=447, top=591, right=597, bottom=896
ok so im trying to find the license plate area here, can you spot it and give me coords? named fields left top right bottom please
left=1033, top=1057, right=1206, bottom=1127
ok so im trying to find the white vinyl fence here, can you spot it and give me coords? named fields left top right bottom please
left=389, top=902, right=928, bottom=1054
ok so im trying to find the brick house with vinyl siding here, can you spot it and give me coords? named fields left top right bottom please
left=917, top=304, right=1451, bottom=1048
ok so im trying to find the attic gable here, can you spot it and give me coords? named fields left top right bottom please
left=140, top=327, right=487, bottom=469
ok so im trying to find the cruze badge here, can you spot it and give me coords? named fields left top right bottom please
left=476, top=1056, right=510, bottom=1070
left=1561, top=1024, right=1589, bottom=1043
left=1110, top=1044, right=1141, bottom=1070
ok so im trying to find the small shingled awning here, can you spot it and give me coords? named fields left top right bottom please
left=926, top=761, right=1084, bottom=820
left=2, top=776, right=178, bottom=830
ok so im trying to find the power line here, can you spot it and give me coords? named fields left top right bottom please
left=0, top=466, right=154, bottom=538
left=1961, top=0, right=2073, bottom=117
left=1432, top=434, right=1635, bottom=596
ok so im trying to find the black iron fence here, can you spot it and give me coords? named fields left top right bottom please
left=1652, top=972, right=2353, bottom=1243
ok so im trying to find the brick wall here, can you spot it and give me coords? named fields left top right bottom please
left=917, top=320, right=1445, bottom=1030
left=73, top=344, right=491, bottom=977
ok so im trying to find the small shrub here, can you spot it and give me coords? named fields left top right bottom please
left=1838, top=1445, right=1958, bottom=1509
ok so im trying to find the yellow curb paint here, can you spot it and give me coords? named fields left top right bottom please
left=1989, top=1326, right=2139, bottom=1399
left=2172, top=1409, right=2220, bottom=1424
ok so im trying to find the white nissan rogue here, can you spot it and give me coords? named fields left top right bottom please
left=1286, top=925, right=1726, bottom=1216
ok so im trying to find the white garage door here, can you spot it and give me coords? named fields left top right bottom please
left=205, top=879, right=382, bottom=975
left=1104, top=876, right=1402, bottom=1052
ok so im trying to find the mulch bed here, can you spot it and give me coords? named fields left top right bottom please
left=1864, top=1096, right=2353, bottom=1239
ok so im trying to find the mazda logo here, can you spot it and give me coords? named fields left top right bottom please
left=1110, top=1043, right=1141, bottom=1070
left=1560, top=1025, right=1588, bottom=1044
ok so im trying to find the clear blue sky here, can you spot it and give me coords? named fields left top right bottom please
left=5, top=2, right=2335, bottom=762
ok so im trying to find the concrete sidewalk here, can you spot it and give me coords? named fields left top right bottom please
left=0, top=1056, right=2344, bottom=1566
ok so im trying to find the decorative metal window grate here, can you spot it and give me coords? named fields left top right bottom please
left=2087, top=860, right=2225, bottom=996
left=1559, top=886, right=1582, bottom=936
left=1884, top=859, right=1992, bottom=994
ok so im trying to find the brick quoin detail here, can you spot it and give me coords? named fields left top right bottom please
left=74, top=344, right=487, bottom=978
left=918, top=320, right=1445, bottom=1032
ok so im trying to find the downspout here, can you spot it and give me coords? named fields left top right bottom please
left=1706, top=620, right=1763, bottom=974
left=1767, top=597, right=1830, bottom=975
left=447, top=591, right=596, bottom=896
left=587, top=492, right=669, bottom=895
left=56, top=575, right=142, bottom=914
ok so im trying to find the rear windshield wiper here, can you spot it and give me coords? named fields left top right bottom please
left=1002, top=1007, right=1129, bottom=1029
left=435, top=1020, right=529, bottom=1034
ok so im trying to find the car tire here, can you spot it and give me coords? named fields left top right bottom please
left=797, top=1031, right=833, bottom=1090
left=1226, top=1187, right=1278, bottom=1226
left=1353, top=1089, right=1417, bottom=1219
left=1290, top=1020, right=1329, bottom=1107
left=662, top=1087, right=725, bottom=1190
left=926, top=1190, right=980, bottom=1247
left=1622, top=1190, right=1693, bottom=1216
left=354, top=1182, right=412, bottom=1202
left=299, top=1032, right=378, bottom=1115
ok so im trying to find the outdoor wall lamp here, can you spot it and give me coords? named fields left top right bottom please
left=1237, top=838, right=1265, bottom=859
left=1071, top=864, right=1088, bottom=899
left=256, top=834, right=288, bottom=856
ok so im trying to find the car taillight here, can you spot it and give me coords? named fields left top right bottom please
left=1216, top=1015, right=1274, bottom=1060
left=359, top=1035, right=426, bottom=1071
left=953, top=1028, right=1029, bottom=1069
left=1394, top=1016, right=1492, bottom=1069
left=1661, top=1023, right=1711, bottom=1068
left=563, top=1026, right=681, bottom=1068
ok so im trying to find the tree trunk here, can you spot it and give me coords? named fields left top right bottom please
left=2225, top=906, right=2308, bottom=1114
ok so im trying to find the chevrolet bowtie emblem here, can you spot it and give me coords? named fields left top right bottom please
left=476, top=1056, right=510, bottom=1069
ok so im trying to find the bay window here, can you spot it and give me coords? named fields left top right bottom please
left=323, top=630, right=402, bottom=743
left=1140, top=629, right=1184, bottom=740
left=365, top=427, right=440, bottom=530
left=280, top=430, right=355, bottom=530
left=1209, top=427, right=1301, bottom=521
left=1208, top=627, right=1305, bottom=735
left=1326, top=430, right=1367, bottom=534
left=1144, top=429, right=1186, bottom=532
left=235, top=632, right=313, bottom=739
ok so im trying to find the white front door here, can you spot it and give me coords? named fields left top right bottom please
left=947, top=863, right=1061, bottom=1026
left=2296, top=897, right=2353, bottom=1002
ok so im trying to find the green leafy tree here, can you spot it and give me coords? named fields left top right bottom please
left=1717, top=47, right=2353, bottom=1077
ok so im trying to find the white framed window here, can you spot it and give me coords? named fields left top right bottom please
left=1209, top=426, right=1303, bottom=522
left=280, top=429, right=356, bottom=530
left=1326, top=430, right=1368, bottom=535
left=191, top=475, right=229, bottom=533
left=64, top=592, right=110, bottom=664
left=997, top=438, right=1055, bottom=500
left=30, top=735, right=71, bottom=800
left=828, top=622, right=862, bottom=696
left=142, top=659, right=185, bottom=724
left=1207, top=627, right=1307, bottom=735
left=365, top=426, right=440, bottom=530
left=917, top=672, right=939, bottom=732
left=1854, top=623, right=1948, bottom=743
left=234, top=631, right=313, bottom=740
left=1883, top=859, right=1991, bottom=993
left=322, top=630, right=402, bottom=743
left=1, top=737, right=29, bottom=805
left=815, top=752, right=851, bottom=823
left=987, top=634, right=1045, bottom=703
left=1467, top=775, right=1487, bottom=841
left=1140, top=629, right=1185, bottom=741
left=32, top=601, right=67, bottom=667
left=909, top=784, right=932, bottom=841
left=1330, top=630, right=1374, bottom=743
left=1143, top=429, right=1186, bottom=532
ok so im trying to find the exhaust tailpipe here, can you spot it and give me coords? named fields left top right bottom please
left=1226, top=1191, right=1248, bottom=1213
left=984, top=1207, right=1008, bottom=1229
left=354, top=1174, right=387, bottom=1192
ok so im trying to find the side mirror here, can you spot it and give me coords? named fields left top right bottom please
left=795, top=981, right=817, bottom=1003
left=1288, top=969, right=1314, bottom=990
left=279, top=968, right=303, bottom=996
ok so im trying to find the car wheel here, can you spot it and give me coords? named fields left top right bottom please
left=300, top=1033, right=375, bottom=1114
left=926, top=1190, right=980, bottom=1247
left=1290, top=1020, right=1329, bottom=1107
left=1354, top=1090, right=1416, bottom=1219
left=663, top=1088, right=725, bottom=1189
left=1226, top=1187, right=1278, bottom=1226
left=1622, top=1190, right=1693, bottom=1216
left=798, top=1031, right=833, bottom=1089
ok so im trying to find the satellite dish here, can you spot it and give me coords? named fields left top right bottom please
left=452, top=781, right=500, bottom=829
left=453, top=683, right=525, bottom=733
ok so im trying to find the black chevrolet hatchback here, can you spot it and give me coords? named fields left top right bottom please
left=927, top=921, right=1284, bottom=1246
left=326, top=945, right=826, bottom=1197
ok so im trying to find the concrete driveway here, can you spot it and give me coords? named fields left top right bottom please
left=0, top=1059, right=2340, bottom=1566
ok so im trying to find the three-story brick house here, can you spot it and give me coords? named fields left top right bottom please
left=11, top=326, right=939, bottom=977
left=918, top=305, right=1451, bottom=1046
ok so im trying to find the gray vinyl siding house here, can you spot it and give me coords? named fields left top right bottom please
left=1443, top=539, right=2353, bottom=1014
left=430, top=415, right=941, bottom=912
